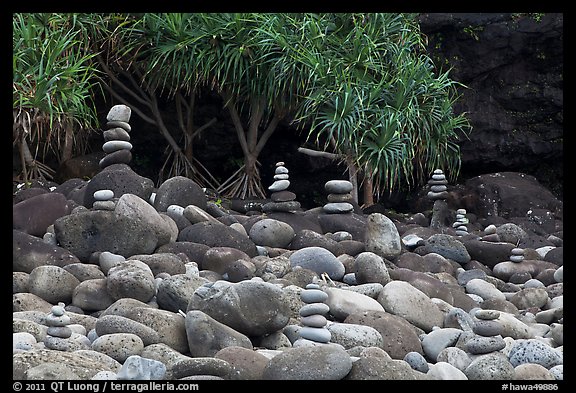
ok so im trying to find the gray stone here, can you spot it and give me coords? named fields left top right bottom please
left=364, top=213, right=402, bottom=260
left=465, top=335, right=506, bottom=354
left=103, top=128, right=130, bottom=142
left=95, top=315, right=162, bottom=347
left=91, top=333, right=144, bottom=363
left=249, top=218, right=295, bottom=248
left=54, top=210, right=158, bottom=262
left=268, top=180, right=290, bottom=192
left=508, top=339, right=563, bottom=369
left=323, top=202, right=354, bottom=213
left=299, top=326, right=331, bottom=343
left=102, top=140, right=133, bottom=154
left=116, top=355, right=166, bottom=380
left=325, top=180, right=353, bottom=194
left=184, top=310, right=252, bottom=357
left=289, top=247, right=345, bottom=280
left=354, top=251, right=391, bottom=286
left=106, top=260, right=156, bottom=303
left=28, top=266, right=80, bottom=304
left=188, top=280, right=291, bottom=337
left=464, top=353, right=514, bottom=380
left=377, top=281, right=444, bottom=333
left=107, top=104, right=131, bottom=122
left=404, top=351, right=429, bottom=373
left=262, top=344, right=352, bottom=380
left=299, top=303, right=330, bottom=317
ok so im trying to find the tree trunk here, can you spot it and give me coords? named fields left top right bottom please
left=220, top=92, right=282, bottom=199
left=362, top=175, right=375, bottom=207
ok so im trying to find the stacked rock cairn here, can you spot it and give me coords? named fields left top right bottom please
left=481, top=224, right=500, bottom=242
left=92, top=104, right=133, bottom=210
left=509, top=247, right=525, bottom=263
left=99, top=104, right=133, bottom=170
left=43, top=303, right=73, bottom=351
left=427, top=169, right=449, bottom=229
left=323, top=180, right=354, bottom=214
left=297, top=283, right=331, bottom=345
left=453, top=208, right=469, bottom=236
left=262, top=162, right=301, bottom=213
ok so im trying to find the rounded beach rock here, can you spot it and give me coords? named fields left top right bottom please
left=377, top=280, right=444, bottom=332
left=262, top=344, right=352, bottom=380
left=289, top=247, right=345, bottom=280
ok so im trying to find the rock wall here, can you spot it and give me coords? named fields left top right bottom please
left=418, top=13, right=563, bottom=199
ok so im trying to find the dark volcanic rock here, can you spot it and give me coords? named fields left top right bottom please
left=419, top=13, right=563, bottom=198
left=82, top=164, right=154, bottom=208
left=13, top=192, right=72, bottom=237
left=13, top=230, right=80, bottom=273
left=178, top=221, right=258, bottom=257
left=54, top=210, right=158, bottom=262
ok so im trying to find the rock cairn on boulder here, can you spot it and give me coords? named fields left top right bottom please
left=481, top=224, right=500, bottom=242
left=296, top=283, right=331, bottom=345
left=323, top=180, right=354, bottom=214
left=427, top=169, right=449, bottom=229
left=99, top=104, right=133, bottom=169
left=263, top=162, right=301, bottom=213
left=92, top=189, right=115, bottom=211
left=453, top=208, right=469, bottom=236
left=43, top=303, right=73, bottom=351
left=509, top=247, right=525, bottom=263
left=467, top=309, right=507, bottom=355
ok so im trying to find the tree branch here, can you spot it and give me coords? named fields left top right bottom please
left=297, top=147, right=342, bottom=160
left=192, top=117, right=217, bottom=139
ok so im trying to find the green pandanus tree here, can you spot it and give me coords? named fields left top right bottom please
left=127, top=13, right=313, bottom=199
left=292, top=13, right=471, bottom=206
left=13, top=13, right=101, bottom=184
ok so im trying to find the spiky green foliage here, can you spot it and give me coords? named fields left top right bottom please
left=13, top=13, right=102, bottom=167
left=292, top=13, right=471, bottom=195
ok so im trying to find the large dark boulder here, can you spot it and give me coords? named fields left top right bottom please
left=153, top=175, right=207, bottom=212
left=53, top=210, right=158, bottom=262
left=178, top=221, right=258, bottom=257
left=13, top=192, right=72, bottom=237
left=13, top=230, right=80, bottom=273
left=82, top=164, right=154, bottom=208
left=459, top=172, right=562, bottom=219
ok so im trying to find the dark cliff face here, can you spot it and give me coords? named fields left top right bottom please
left=418, top=13, right=563, bottom=199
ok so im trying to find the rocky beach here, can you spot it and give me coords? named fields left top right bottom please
left=13, top=106, right=563, bottom=381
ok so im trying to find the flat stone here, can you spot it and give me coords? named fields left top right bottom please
left=327, top=193, right=354, bottom=203
left=268, top=180, right=290, bottom=192
left=106, top=121, right=131, bottom=132
left=325, top=180, right=353, bottom=194
left=323, top=202, right=354, bottom=214
left=102, top=140, right=132, bottom=154
left=270, top=191, right=296, bottom=202
left=103, top=128, right=131, bottom=142
left=299, top=326, right=331, bottom=343
left=93, top=189, right=114, bottom=201
left=273, top=174, right=289, bottom=180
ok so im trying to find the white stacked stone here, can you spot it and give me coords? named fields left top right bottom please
left=297, top=283, right=331, bottom=344
left=453, top=208, right=469, bottom=236
left=92, top=189, right=116, bottom=211
left=99, top=104, right=133, bottom=169
left=427, top=169, right=449, bottom=201
left=263, top=162, right=301, bottom=213
left=323, top=180, right=354, bottom=214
